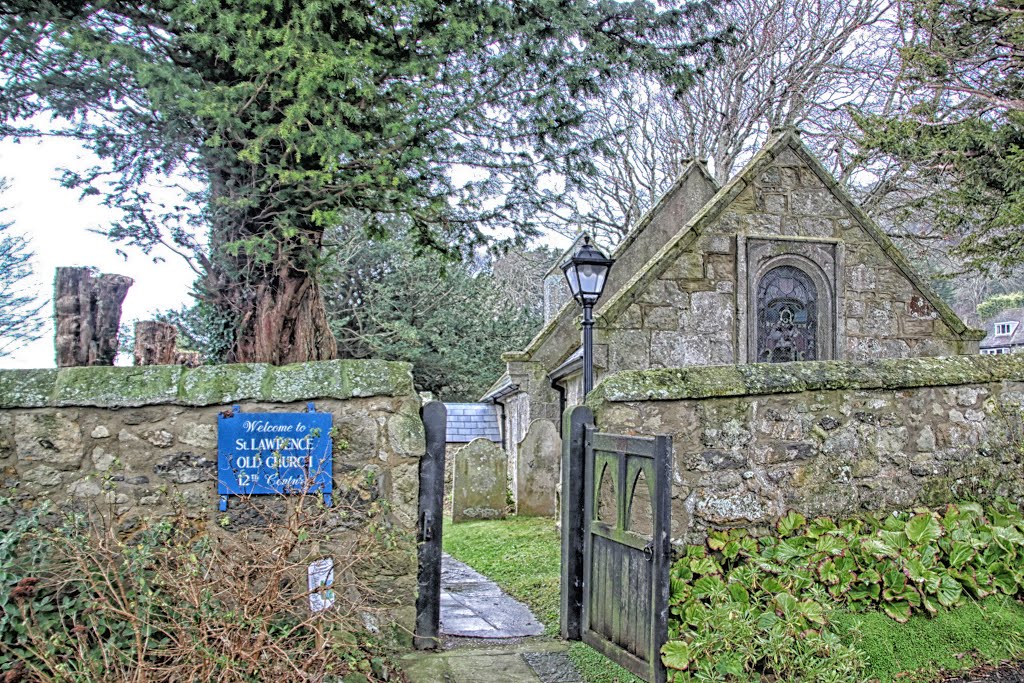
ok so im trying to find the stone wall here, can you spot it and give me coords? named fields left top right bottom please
left=0, top=359, right=424, bottom=638
left=588, top=355, right=1024, bottom=545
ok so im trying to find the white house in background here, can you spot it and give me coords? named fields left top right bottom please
left=980, top=308, right=1024, bottom=355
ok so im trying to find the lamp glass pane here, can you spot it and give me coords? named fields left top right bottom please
left=562, top=263, right=581, bottom=296
left=578, top=262, right=609, bottom=296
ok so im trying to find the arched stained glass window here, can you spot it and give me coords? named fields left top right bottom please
left=756, top=265, right=817, bottom=363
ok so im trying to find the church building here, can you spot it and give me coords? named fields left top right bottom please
left=482, top=128, right=984, bottom=496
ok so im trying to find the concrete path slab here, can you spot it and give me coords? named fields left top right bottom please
left=402, top=641, right=582, bottom=683
left=440, top=553, right=544, bottom=638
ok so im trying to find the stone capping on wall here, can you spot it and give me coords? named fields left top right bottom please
left=588, top=354, right=1024, bottom=404
left=0, top=359, right=415, bottom=409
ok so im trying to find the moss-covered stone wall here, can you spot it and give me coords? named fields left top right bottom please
left=589, top=354, right=1024, bottom=545
left=0, top=359, right=424, bottom=639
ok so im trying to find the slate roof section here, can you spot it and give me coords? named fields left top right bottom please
left=980, top=308, right=1024, bottom=350
left=444, top=403, right=502, bottom=443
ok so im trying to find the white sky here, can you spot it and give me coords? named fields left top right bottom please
left=0, top=137, right=197, bottom=369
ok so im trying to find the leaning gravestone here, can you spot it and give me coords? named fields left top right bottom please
left=451, top=437, right=507, bottom=523
left=516, top=420, right=560, bottom=517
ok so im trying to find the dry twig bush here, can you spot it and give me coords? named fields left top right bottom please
left=0, top=491, right=405, bottom=683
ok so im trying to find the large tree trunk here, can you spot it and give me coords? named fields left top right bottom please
left=202, top=213, right=338, bottom=364
left=54, top=267, right=133, bottom=367
left=228, top=260, right=338, bottom=364
left=199, top=151, right=339, bottom=365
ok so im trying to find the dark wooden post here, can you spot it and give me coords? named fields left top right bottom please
left=651, top=434, right=673, bottom=683
left=415, top=401, right=447, bottom=650
left=560, top=404, right=592, bottom=640
left=54, top=267, right=133, bottom=367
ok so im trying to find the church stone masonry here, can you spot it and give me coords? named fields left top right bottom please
left=483, top=129, right=985, bottom=492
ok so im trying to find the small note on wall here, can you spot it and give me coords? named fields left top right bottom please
left=308, top=558, right=336, bottom=613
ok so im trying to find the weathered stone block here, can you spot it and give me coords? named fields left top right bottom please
left=762, top=193, right=786, bottom=214
left=644, top=306, right=680, bottom=331
left=387, top=408, right=426, bottom=458
left=790, top=188, right=844, bottom=216
left=15, top=413, right=84, bottom=470
left=154, top=452, right=216, bottom=484
left=0, top=369, right=58, bottom=408
left=179, top=363, right=271, bottom=405
left=55, top=366, right=183, bottom=407
left=651, top=334, right=710, bottom=368
left=451, top=438, right=507, bottom=523
left=179, top=422, right=217, bottom=449
left=91, top=446, right=115, bottom=471
left=662, top=253, right=704, bottom=280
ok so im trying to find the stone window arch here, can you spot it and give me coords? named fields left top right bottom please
left=750, top=256, right=835, bottom=363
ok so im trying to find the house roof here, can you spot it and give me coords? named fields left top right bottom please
left=595, top=128, right=984, bottom=342
left=444, top=403, right=502, bottom=443
left=980, top=308, right=1024, bottom=349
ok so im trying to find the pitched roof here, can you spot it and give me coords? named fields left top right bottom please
left=980, top=308, right=1024, bottom=349
left=444, top=403, right=502, bottom=443
left=596, top=129, right=984, bottom=342
left=509, top=159, right=721, bottom=363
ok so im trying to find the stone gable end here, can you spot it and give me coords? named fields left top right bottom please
left=597, top=134, right=980, bottom=376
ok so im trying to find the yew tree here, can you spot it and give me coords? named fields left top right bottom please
left=857, top=0, right=1024, bottom=274
left=0, top=0, right=722, bottom=363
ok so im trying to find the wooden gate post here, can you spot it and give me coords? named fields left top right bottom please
left=560, top=405, right=592, bottom=640
left=415, top=401, right=447, bottom=650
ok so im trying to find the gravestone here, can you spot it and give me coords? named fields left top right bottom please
left=516, top=419, right=560, bottom=517
left=451, top=437, right=506, bottom=523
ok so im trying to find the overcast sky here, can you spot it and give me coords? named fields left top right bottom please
left=0, top=136, right=196, bottom=369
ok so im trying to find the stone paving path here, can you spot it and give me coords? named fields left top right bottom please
left=402, top=554, right=582, bottom=683
left=440, top=553, right=544, bottom=638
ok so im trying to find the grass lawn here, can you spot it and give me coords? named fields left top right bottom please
left=833, top=595, right=1024, bottom=683
left=442, top=516, right=642, bottom=683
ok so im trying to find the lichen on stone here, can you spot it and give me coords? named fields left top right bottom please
left=590, top=354, right=1024, bottom=404
left=0, top=369, right=59, bottom=408
left=0, top=359, right=417, bottom=408
left=179, top=363, right=270, bottom=405
left=54, top=366, right=183, bottom=407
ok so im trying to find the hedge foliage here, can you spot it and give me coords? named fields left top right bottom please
left=663, top=501, right=1024, bottom=682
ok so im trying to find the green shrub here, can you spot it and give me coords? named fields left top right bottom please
left=663, top=501, right=1024, bottom=681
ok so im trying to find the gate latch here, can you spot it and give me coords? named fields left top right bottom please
left=421, top=511, right=434, bottom=542
left=642, top=542, right=654, bottom=562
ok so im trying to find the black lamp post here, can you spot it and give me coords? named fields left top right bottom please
left=562, top=236, right=615, bottom=397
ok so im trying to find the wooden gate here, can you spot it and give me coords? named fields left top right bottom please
left=581, top=425, right=672, bottom=683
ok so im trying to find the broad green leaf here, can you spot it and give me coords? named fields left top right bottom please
left=936, top=574, right=962, bottom=607
left=661, top=641, right=691, bottom=670
left=798, top=599, right=827, bottom=625
left=949, top=541, right=975, bottom=568
left=774, top=592, right=799, bottom=618
left=905, top=513, right=943, bottom=544
left=882, top=599, right=911, bottom=623
left=728, top=583, right=750, bottom=605
left=689, top=556, right=722, bottom=576
left=777, top=511, right=807, bottom=537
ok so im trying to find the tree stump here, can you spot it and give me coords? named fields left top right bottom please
left=54, top=267, right=133, bottom=367
left=133, top=321, right=178, bottom=366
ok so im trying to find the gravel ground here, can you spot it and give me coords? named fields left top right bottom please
left=945, top=663, right=1024, bottom=682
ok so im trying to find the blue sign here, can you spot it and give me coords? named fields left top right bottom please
left=217, top=403, right=333, bottom=511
